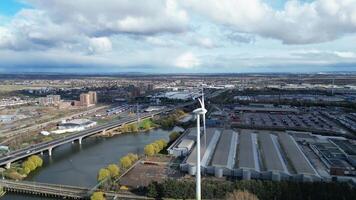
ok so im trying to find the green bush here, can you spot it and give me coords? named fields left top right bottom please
left=146, top=179, right=356, bottom=200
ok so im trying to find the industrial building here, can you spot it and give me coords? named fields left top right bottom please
left=235, top=131, right=260, bottom=179
left=52, top=119, right=97, bottom=134
left=258, top=132, right=289, bottom=180
left=172, top=128, right=330, bottom=182
left=184, top=129, right=221, bottom=175
left=210, top=130, right=238, bottom=177
left=278, top=133, right=320, bottom=181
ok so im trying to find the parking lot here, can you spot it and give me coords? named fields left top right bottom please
left=239, top=112, right=346, bottom=133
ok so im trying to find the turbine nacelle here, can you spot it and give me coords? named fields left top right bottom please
left=193, top=107, right=207, bottom=115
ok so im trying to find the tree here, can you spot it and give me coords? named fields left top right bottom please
left=121, top=124, right=129, bottom=133
left=22, top=160, right=36, bottom=171
left=156, top=139, right=167, bottom=149
left=143, top=121, right=151, bottom=131
left=155, top=140, right=164, bottom=150
left=127, top=153, right=138, bottom=162
left=107, top=164, right=120, bottom=177
left=144, top=144, right=155, bottom=156
left=226, top=190, right=259, bottom=200
left=152, top=143, right=161, bottom=153
left=129, top=124, right=138, bottom=132
left=120, top=156, right=132, bottom=169
left=169, top=132, right=180, bottom=142
left=97, top=168, right=110, bottom=182
left=21, top=167, right=31, bottom=175
left=91, top=191, right=106, bottom=200
left=29, top=155, right=43, bottom=167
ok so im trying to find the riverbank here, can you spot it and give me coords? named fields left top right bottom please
left=0, top=187, right=5, bottom=198
left=98, top=109, right=187, bottom=138
left=2, top=127, right=183, bottom=200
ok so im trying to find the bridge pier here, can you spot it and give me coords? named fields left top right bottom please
left=78, top=137, right=82, bottom=145
left=5, top=162, right=11, bottom=169
left=48, top=147, right=53, bottom=157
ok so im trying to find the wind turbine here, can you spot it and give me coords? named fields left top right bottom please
left=200, top=88, right=207, bottom=150
left=193, top=93, right=207, bottom=200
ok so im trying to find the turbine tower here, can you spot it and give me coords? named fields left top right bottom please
left=193, top=96, right=207, bottom=200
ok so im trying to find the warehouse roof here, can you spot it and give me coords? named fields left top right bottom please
left=237, top=132, right=259, bottom=170
left=278, top=133, right=317, bottom=175
left=211, top=130, right=236, bottom=168
left=178, top=139, right=195, bottom=149
left=259, top=133, right=287, bottom=173
left=186, top=128, right=218, bottom=165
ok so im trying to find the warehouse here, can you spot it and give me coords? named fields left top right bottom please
left=210, top=130, right=238, bottom=177
left=175, top=128, right=327, bottom=182
left=183, top=128, right=221, bottom=175
left=278, top=133, right=320, bottom=181
left=170, top=139, right=195, bottom=157
left=235, top=131, right=260, bottom=179
left=258, top=132, right=289, bottom=180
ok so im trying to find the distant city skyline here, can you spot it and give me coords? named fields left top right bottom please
left=1, top=0, right=356, bottom=73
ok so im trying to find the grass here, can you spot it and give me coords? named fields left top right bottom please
left=138, top=119, right=157, bottom=130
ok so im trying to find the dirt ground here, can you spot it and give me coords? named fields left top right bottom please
left=119, top=156, right=184, bottom=188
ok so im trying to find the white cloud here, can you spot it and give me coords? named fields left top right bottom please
left=0, top=27, right=13, bottom=48
left=174, top=52, right=201, bottom=68
left=334, top=51, right=356, bottom=58
left=191, top=37, right=217, bottom=48
left=24, top=0, right=188, bottom=35
left=88, top=37, right=112, bottom=54
left=183, top=0, right=356, bottom=44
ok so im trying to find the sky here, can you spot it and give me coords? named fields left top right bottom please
left=0, top=0, right=356, bottom=73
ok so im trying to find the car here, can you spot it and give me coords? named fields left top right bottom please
left=26, top=150, right=31, bottom=154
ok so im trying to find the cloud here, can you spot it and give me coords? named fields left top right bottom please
left=0, top=0, right=189, bottom=52
left=183, top=0, right=356, bottom=44
left=189, top=36, right=218, bottom=48
left=24, top=0, right=188, bottom=36
left=174, top=52, right=201, bottom=68
left=88, top=37, right=112, bottom=54
left=225, top=32, right=255, bottom=44
left=334, top=51, right=356, bottom=58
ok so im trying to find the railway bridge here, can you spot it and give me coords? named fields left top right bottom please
left=0, top=179, right=152, bottom=199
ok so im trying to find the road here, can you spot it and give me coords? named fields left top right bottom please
left=0, top=105, right=109, bottom=145
left=0, top=110, right=167, bottom=167
left=0, top=89, right=225, bottom=167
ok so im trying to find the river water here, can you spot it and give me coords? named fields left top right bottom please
left=2, top=127, right=183, bottom=200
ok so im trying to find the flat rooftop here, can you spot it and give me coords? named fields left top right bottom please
left=211, top=130, right=237, bottom=168
left=278, top=133, right=317, bottom=175
left=186, top=128, right=217, bottom=165
left=259, top=133, right=287, bottom=173
left=237, top=131, right=258, bottom=170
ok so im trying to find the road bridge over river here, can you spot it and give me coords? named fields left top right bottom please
left=0, top=89, right=224, bottom=168
left=0, top=109, right=169, bottom=168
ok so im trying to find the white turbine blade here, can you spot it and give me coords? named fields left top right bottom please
left=201, top=87, right=205, bottom=109
left=200, top=87, right=207, bottom=150
left=203, top=110, right=207, bottom=149
left=198, top=98, right=203, bottom=108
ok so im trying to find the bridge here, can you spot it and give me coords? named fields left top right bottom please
left=0, top=109, right=170, bottom=168
left=0, top=179, right=152, bottom=199
left=0, top=89, right=224, bottom=168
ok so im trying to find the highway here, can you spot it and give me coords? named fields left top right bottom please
left=0, top=109, right=169, bottom=167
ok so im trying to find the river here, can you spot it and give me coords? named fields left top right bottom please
left=2, top=127, right=183, bottom=200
